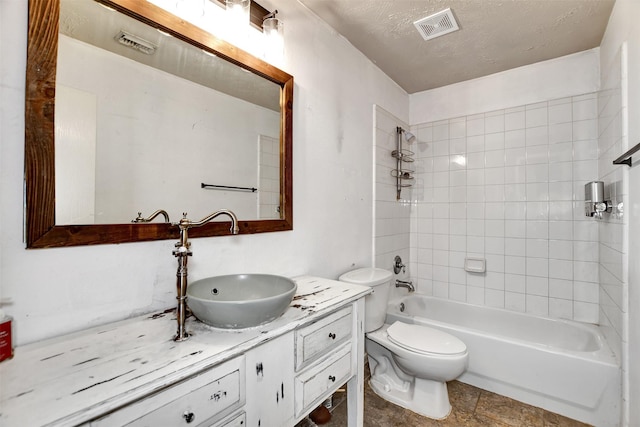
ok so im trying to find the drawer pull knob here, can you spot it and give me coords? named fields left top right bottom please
left=328, top=333, right=336, bottom=339
left=329, top=375, right=336, bottom=382
left=183, top=411, right=195, bottom=424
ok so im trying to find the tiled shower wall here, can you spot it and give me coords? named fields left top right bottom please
left=409, top=94, right=601, bottom=323
left=597, top=45, right=628, bottom=362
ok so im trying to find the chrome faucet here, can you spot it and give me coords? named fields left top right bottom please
left=172, top=209, right=239, bottom=341
left=132, top=209, right=170, bottom=223
left=395, top=279, right=415, bottom=293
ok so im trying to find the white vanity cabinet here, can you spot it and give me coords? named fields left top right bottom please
left=0, top=276, right=370, bottom=427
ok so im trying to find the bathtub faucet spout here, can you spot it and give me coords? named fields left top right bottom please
left=395, top=279, right=415, bottom=292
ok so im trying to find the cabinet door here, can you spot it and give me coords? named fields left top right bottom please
left=245, top=333, right=295, bottom=427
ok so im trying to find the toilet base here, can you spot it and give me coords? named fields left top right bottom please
left=369, top=374, right=452, bottom=420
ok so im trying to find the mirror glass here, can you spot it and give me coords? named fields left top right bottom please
left=25, top=0, right=293, bottom=248
left=57, top=0, right=281, bottom=224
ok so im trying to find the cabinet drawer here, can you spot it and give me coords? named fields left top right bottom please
left=91, top=356, right=244, bottom=427
left=295, top=306, right=352, bottom=369
left=209, top=411, right=245, bottom=427
left=295, top=344, right=352, bottom=416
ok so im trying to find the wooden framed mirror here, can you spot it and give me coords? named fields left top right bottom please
left=25, top=0, right=293, bottom=248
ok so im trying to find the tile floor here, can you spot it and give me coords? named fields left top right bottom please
left=300, top=380, right=591, bottom=427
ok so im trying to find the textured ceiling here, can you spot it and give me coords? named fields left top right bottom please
left=299, top=0, right=615, bottom=93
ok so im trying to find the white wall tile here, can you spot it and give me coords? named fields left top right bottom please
left=549, top=259, right=573, bottom=280
left=526, top=126, right=549, bottom=146
left=505, top=255, right=526, bottom=274
left=549, top=278, right=573, bottom=299
left=505, top=111, right=525, bottom=131
left=505, top=238, right=526, bottom=257
left=505, top=129, right=526, bottom=148
left=549, top=298, right=573, bottom=319
left=526, top=164, right=549, bottom=182
left=549, top=162, right=573, bottom=182
left=505, top=202, right=527, bottom=219
left=549, top=141, right=573, bottom=163
left=526, top=107, right=548, bottom=128
left=574, top=280, right=599, bottom=303
left=433, top=122, right=449, bottom=140
left=573, top=119, right=598, bottom=141
left=549, top=122, right=573, bottom=144
left=526, top=183, right=549, bottom=201
left=526, top=145, right=549, bottom=164
left=549, top=240, right=573, bottom=260
left=450, top=120, right=467, bottom=139
left=505, top=184, right=527, bottom=201
left=485, top=237, right=505, bottom=255
left=467, top=236, right=484, bottom=253
left=485, top=114, right=505, bottom=134
left=573, top=301, right=598, bottom=323
left=548, top=181, right=574, bottom=201
left=527, top=275, right=549, bottom=295
left=485, top=202, right=505, bottom=219
left=548, top=103, right=572, bottom=124
left=526, top=221, right=549, bottom=239
left=527, top=258, right=549, bottom=278
left=485, top=132, right=505, bottom=150
left=505, top=166, right=525, bottom=186
left=505, top=292, right=526, bottom=312
left=526, top=294, right=549, bottom=316
left=485, top=271, right=505, bottom=290
left=467, top=117, right=485, bottom=136
left=505, top=273, right=526, bottom=292
left=485, top=289, right=505, bottom=308
left=485, top=150, right=505, bottom=168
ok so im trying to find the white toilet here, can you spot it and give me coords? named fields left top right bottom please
left=339, top=267, right=468, bottom=419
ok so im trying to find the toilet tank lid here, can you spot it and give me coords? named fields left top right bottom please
left=338, top=268, right=393, bottom=287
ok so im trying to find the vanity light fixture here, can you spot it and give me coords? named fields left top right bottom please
left=262, top=10, right=284, bottom=61
left=224, top=0, right=251, bottom=43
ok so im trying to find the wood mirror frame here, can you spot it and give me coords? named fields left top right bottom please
left=25, top=0, right=293, bottom=248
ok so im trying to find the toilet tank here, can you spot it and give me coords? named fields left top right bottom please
left=339, top=268, right=393, bottom=333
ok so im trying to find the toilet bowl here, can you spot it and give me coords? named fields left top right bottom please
left=339, top=267, right=468, bottom=419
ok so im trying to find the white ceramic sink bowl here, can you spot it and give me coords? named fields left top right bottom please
left=187, top=274, right=297, bottom=329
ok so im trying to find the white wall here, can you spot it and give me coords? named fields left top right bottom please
left=410, top=48, right=600, bottom=124
left=0, top=0, right=408, bottom=345
left=599, top=1, right=640, bottom=425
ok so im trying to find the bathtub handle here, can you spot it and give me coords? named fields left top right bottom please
left=328, top=332, right=336, bottom=340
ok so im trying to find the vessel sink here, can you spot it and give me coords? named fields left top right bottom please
left=187, top=274, right=297, bottom=329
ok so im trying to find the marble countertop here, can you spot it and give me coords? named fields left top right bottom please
left=0, top=276, right=370, bottom=427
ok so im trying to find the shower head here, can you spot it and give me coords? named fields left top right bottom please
left=398, top=127, right=416, bottom=143
left=403, top=131, right=416, bottom=143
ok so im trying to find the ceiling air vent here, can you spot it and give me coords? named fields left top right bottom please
left=115, top=30, right=157, bottom=55
left=413, top=8, right=459, bottom=41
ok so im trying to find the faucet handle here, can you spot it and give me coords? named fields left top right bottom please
left=393, top=255, right=406, bottom=274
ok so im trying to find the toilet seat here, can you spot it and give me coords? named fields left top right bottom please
left=386, top=321, right=466, bottom=356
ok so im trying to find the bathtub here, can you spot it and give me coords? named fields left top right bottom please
left=385, top=295, right=621, bottom=427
